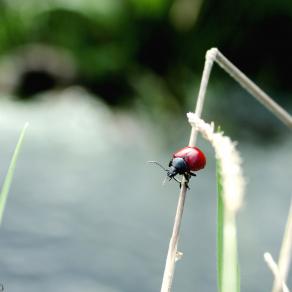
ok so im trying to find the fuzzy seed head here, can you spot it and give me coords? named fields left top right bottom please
left=187, top=112, right=245, bottom=213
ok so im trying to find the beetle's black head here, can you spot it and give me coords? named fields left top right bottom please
left=167, top=157, right=188, bottom=178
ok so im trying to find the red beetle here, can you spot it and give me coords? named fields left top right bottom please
left=149, top=146, right=206, bottom=188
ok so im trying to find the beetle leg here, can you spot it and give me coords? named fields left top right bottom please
left=168, top=176, right=184, bottom=189
left=190, top=172, right=196, bottom=176
left=169, top=174, right=191, bottom=190
left=173, top=177, right=181, bottom=184
left=169, top=176, right=181, bottom=184
left=183, top=173, right=191, bottom=189
left=182, top=180, right=190, bottom=190
left=171, top=176, right=190, bottom=190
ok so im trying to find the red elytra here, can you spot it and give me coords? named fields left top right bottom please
left=173, top=146, right=206, bottom=171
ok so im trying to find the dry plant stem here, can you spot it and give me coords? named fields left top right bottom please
left=214, top=50, right=292, bottom=129
left=272, top=199, right=292, bottom=292
left=161, top=47, right=292, bottom=292
left=160, top=183, right=188, bottom=291
left=160, top=49, right=217, bottom=292
left=264, top=253, right=290, bottom=292
left=189, top=48, right=217, bottom=147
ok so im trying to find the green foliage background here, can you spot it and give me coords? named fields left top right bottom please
left=1, top=0, right=292, bottom=103
left=0, top=0, right=291, bottom=141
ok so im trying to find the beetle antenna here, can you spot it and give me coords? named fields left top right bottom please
left=148, top=161, right=168, bottom=172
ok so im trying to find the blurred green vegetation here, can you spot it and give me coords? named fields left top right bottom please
left=0, top=0, right=292, bottom=137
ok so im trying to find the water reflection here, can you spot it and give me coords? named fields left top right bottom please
left=0, top=89, right=291, bottom=292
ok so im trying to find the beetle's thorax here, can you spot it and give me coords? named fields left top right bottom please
left=167, top=157, right=188, bottom=178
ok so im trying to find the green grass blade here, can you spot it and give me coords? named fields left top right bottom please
left=217, top=159, right=240, bottom=292
left=237, top=259, right=241, bottom=292
left=216, top=160, right=224, bottom=292
left=0, top=123, right=28, bottom=225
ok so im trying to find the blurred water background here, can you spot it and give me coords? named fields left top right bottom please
left=0, top=0, right=291, bottom=291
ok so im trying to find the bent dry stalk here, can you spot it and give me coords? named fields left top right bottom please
left=160, top=49, right=216, bottom=292
left=263, top=199, right=292, bottom=292
left=264, top=253, right=290, bottom=292
left=272, top=199, right=292, bottom=292
left=160, top=48, right=292, bottom=292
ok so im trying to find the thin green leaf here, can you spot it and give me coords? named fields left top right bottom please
left=0, top=123, right=28, bottom=225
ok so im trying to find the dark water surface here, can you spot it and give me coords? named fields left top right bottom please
left=0, top=89, right=291, bottom=291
